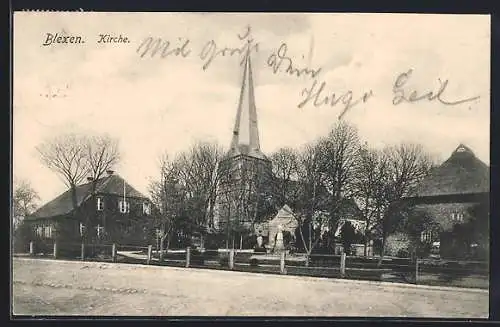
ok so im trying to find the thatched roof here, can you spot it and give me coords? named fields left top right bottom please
left=28, top=174, right=147, bottom=220
left=414, top=144, right=489, bottom=197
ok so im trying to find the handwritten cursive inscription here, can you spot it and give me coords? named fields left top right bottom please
left=392, top=69, right=480, bottom=106
left=199, top=25, right=259, bottom=70
left=298, top=79, right=374, bottom=119
left=267, top=43, right=322, bottom=79
left=136, top=37, right=192, bottom=58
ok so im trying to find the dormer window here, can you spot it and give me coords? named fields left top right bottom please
left=119, top=200, right=130, bottom=213
left=143, top=202, right=151, bottom=215
left=96, top=197, right=104, bottom=211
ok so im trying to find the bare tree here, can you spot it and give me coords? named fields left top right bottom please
left=176, top=141, right=224, bottom=244
left=150, top=141, right=223, bottom=250
left=85, top=134, right=121, bottom=189
left=318, top=121, right=361, bottom=231
left=374, top=143, right=435, bottom=264
left=12, top=178, right=40, bottom=229
left=36, top=133, right=89, bottom=212
left=149, top=153, right=186, bottom=258
left=294, top=141, right=328, bottom=265
left=270, top=147, right=299, bottom=208
left=352, top=144, right=390, bottom=256
left=36, top=132, right=121, bottom=241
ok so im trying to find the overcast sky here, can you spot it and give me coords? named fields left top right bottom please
left=13, top=13, right=490, bottom=204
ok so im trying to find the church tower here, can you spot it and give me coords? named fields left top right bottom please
left=211, top=51, right=273, bottom=233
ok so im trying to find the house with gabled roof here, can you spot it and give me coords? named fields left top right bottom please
left=26, top=170, right=155, bottom=246
left=402, top=144, right=489, bottom=259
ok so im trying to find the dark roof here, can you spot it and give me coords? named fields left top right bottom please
left=337, top=198, right=364, bottom=221
left=29, top=174, right=148, bottom=220
left=413, top=144, right=489, bottom=197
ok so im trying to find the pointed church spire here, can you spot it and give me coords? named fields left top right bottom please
left=228, top=46, right=266, bottom=160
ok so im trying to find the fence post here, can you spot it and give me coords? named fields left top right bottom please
left=80, top=243, right=85, bottom=261
left=159, top=240, right=164, bottom=263
left=53, top=241, right=58, bottom=258
left=415, top=258, right=419, bottom=284
left=147, top=245, right=153, bottom=265
left=229, top=249, right=234, bottom=270
left=112, top=243, right=117, bottom=262
left=280, top=251, right=286, bottom=274
left=340, top=252, right=346, bottom=278
left=29, top=241, right=34, bottom=256
left=186, top=247, right=191, bottom=268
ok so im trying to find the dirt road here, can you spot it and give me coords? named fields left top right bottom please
left=12, top=258, right=488, bottom=317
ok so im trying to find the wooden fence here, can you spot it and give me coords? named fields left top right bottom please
left=19, top=240, right=489, bottom=289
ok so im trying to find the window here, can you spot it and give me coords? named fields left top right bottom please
left=119, top=200, right=130, bottom=213
left=35, top=226, right=43, bottom=237
left=452, top=212, right=464, bottom=223
left=44, top=225, right=52, bottom=238
left=96, top=224, right=105, bottom=238
left=97, top=197, right=104, bottom=211
left=143, top=202, right=151, bottom=215
left=421, top=230, right=433, bottom=242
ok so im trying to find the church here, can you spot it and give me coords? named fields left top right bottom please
left=209, top=51, right=274, bottom=245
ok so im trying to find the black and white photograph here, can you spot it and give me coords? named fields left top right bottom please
left=12, top=12, right=490, bottom=317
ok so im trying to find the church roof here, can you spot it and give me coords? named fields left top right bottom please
left=227, top=50, right=268, bottom=161
left=28, top=174, right=148, bottom=220
left=413, top=144, right=489, bottom=197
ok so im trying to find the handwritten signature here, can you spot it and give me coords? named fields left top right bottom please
left=297, top=69, right=480, bottom=120
left=298, top=79, right=374, bottom=119
left=392, top=69, right=480, bottom=106
left=267, top=43, right=322, bottom=79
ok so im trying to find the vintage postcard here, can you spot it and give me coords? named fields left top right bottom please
left=12, top=12, right=490, bottom=318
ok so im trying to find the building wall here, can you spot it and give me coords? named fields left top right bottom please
left=80, top=193, right=153, bottom=244
left=414, top=200, right=487, bottom=259
left=415, top=202, right=476, bottom=232
left=27, top=194, right=154, bottom=246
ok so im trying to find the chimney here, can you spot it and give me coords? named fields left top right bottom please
left=87, top=177, right=94, bottom=182
left=106, top=170, right=115, bottom=176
